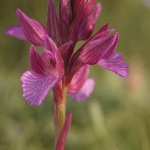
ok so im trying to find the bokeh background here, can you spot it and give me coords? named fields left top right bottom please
left=0, top=0, right=150, bottom=150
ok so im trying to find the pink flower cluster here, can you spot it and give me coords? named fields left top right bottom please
left=4, top=0, right=128, bottom=106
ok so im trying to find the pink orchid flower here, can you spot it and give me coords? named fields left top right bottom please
left=5, top=0, right=128, bottom=104
left=4, top=1, right=128, bottom=149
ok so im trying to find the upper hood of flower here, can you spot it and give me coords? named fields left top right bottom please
left=4, top=9, right=48, bottom=46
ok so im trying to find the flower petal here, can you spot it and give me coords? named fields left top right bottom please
left=77, top=3, right=102, bottom=40
left=70, top=78, right=95, bottom=102
left=90, top=23, right=115, bottom=41
left=42, top=49, right=64, bottom=80
left=55, top=50, right=65, bottom=80
left=59, top=0, right=72, bottom=43
left=21, top=70, right=59, bottom=106
left=45, top=35, right=57, bottom=53
left=69, top=65, right=90, bottom=93
left=4, top=25, right=27, bottom=41
left=47, top=0, right=62, bottom=45
left=59, top=40, right=73, bottom=60
left=45, top=36, right=65, bottom=80
left=41, top=50, right=58, bottom=74
left=17, top=9, right=47, bottom=46
left=98, top=52, right=129, bottom=77
left=96, top=23, right=109, bottom=34
left=101, top=33, right=119, bottom=58
left=69, top=27, right=118, bottom=79
left=79, top=33, right=118, bottom=65
left=73, top=0, right=96, bottom=19
left=30, top=44, right=61, bottom=78
left=59, top=0, right=72, bottom=25
left=71, top=0, right=100, bottom=41
left=30, top=45, right=45, bottom=75
left=55, top=112, right=72, bottom=150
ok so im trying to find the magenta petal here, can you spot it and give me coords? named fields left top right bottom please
left=69, top=65, right=90, bottom=93
left=45, top=35, right=57, bottom=53
left=98, top=52, right=129, bottom=77
left=69, top=26, right=118, bottom=79
left=30, top=45, right=61, bottom=77
left=100, top=33, right=119, bottom=58
left=17, top=9, right=47, bottom=46
left=70, top=79, right=95, bottom=102
left=42, top=49, right=64, bottom=80
left=30, top=45, right=46, bottom=75
left=21, top=71, right=58, bottom=106
left=79, top=33, right=118, bottom=65
left=4, top=25, right=27, bottom=41
left=96, top=23, right=109, bottom=34
left=47, top=0, right=62, bottom=44
left=41, top=50, right=57, bottom=73
left=55, top=50, right=65, bottom=80
left=72, top=0, right=83, bottom=17
left=70, top=0, right=96, bottom=41
left=78, top=3, right=102, bottom=40
left=91, top=24, right=115, bottom=41
left=73, top=0, right=96, bottom=17
left=59, top=40, right=73, bottom=59
left=55, top=112, right=72, bottom=150
left=59, top=0, right=72, bottom=26
left=59, top=0, right=72, bottom=43
left=45, top=36, right=65, bottom=80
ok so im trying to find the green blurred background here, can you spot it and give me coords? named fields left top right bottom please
left=0, top=0, right=150, bottom=150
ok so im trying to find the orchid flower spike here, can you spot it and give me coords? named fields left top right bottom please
left=4, top=0, right=128, bottom=105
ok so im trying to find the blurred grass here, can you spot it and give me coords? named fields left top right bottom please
left=0, top=0, right=150, bottom=150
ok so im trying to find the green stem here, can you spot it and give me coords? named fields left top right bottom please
left=53, top=81, right=68, bottom=145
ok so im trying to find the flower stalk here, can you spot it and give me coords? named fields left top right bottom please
left=53, top=79, right=68, bottom=145
left=57, top=86, right=68, bottom=137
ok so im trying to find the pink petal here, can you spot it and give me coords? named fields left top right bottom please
left=101, top=33, right=119, bottom=58
left=96, top=23, right=109, bottom=34
left=59, top=0, right=72, bottom=23
left=70, top=79, right=95, bottom=102
left=55, top=112, right=72, bottom=150
left=70, top=0, right=98, bottom=41
left=72, top=0, right=95, bottom=18
left=55, top=50, right=65, bottom=80
left=72, top=0, right=83, bottom=16
left=73, top=0, right=96, bottom=18
left=98, top=52, right=129, bottom=77
left=69, top=65, right=90, bottom=93
left=59, top=0, right=72, bottom=43
left=45, top=35, right=57, bottom=53
left=41, top=50, right=58, bottom=74
left=78, top=3, right=102, bottom=40
left=45, top=36, right=65, bottom=80
left=21, top=71, right=59, bottom=106
left=42, top=48, right=64, bottom=80
left=30, top=45, right=61, bottom=77
left=4, top=25, right=27, bottom=41
left=69, top=27, right=118, bottom=78
left=59, top=40, right=73, bottom=60
left=47, top=0, right=62, bottom=45
left=79, top=33, right=118, bottom=65
left=30, top=46, right=46, bottom=75
left=17, top=9, right=47, bottom=46
left=90, top=23, right=115, bottom=41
